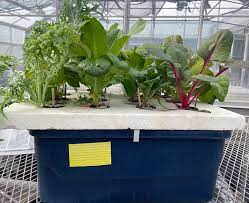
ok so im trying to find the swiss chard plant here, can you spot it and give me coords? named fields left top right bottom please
left=147, top=29, right=233, bottom=109
left=65, top=17, right=145, bottom=107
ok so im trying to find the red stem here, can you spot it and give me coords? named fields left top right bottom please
left=215, top=67, right=228, bottom=77
left=169, top=62, right=179, bottom=82
left=169, top=62, right=189, bottom=108
left=189, top=67, right=229, bottom=105
left=187, top=52, right=213, bottom=101
left=189, top=85, right=206, bottom=105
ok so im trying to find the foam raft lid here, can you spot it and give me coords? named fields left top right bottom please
left=0, top=96, right=245, bottom=131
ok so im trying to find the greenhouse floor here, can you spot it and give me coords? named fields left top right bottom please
left=0, top=121, right=248, bottom=203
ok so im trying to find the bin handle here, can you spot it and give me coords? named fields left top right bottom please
left=133, top=130, right=140, bottom=142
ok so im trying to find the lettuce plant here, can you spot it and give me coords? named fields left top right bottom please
left=65, top=17, right=145, bottom=107
left=24, top=21, right=79, bottom=107
left=118, top=47, right=167, bottom=108
left=147, top=30, right=233, bottom=109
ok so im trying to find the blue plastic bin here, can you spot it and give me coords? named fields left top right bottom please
left=30, top=130, right=231, bottom=203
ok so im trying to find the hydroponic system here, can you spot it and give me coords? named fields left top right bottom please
left=0, top=0, right=247, bottom=203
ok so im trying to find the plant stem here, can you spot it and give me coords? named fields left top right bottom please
left=92, top=93, right=99, bottom=106
left=92, top=78, right=100, bottom=107
left=187, top=52, right=212, bottom=101
left=168, top=62, right=189, bottom=109
left=137, top=87, right=142, bottom=107
left=215, top=67, right=228, bottom=77
left=188, top=67, right=229, bottom=105
left=64, top=83, right=67, bottom=98
left=189, top=85, right=206, bottom=105
left=181, top=94, right=189, bottom=109
left=41, top=83, right=48, bottom=107
left=52, top=87, right=55, bottom=107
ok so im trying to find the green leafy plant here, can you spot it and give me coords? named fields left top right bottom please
left=136, top=67, right=167, bottom=108
left=60, top=0, right=101, bottom=24
left=147, top=29, right=233, bottom=109
left=0, top=6, right=233, bottom=114
left=0, top=55, right=18, bottom=77
left=0, top=55, right=26, bottom=115
left=65, top=17, right=145, bottom=107
left=118, top=47, right=167, bottom=108
left=24, top=21, right=79, bottom=107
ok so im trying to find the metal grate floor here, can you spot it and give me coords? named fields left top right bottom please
left=0, top=123, right=249, bottom=203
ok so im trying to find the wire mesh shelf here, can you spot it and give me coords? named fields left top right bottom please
left=0, top=122, right=248, bottom=203
left=212, top=120, right=249, bottom=203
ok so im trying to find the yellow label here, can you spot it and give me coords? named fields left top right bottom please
left=68, top=142, right=112, bottom=167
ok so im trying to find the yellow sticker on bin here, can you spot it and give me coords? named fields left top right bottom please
left=68, top=142, right=112, bottom=167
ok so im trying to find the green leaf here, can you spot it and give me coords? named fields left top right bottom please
left=60, top=0, right=101, bottom=23
left=0, top=55, right=18, bottom=77
left=107, top=22, right=130, bottom=55
left=163, top=35, right=183, bottom=44
left=197, top=29, right=233, bottom=62
left=79, top=58, right=111, bottom=77
left=68, top=42, right=91, bottom=58
left=50, top=67, right=65, bottom=85
left=128, top=19, right=146, bottom=36
left=80, top=18, right=108, bottom=58
left=193, top=74, right=229, bottom=104
left=192, top=74, right=218, bottom=83
left=161, top=35, right=183, bottom=50
left=138, top=76, right=167, bottom=106
left=110, top=36, right=129, bottom=55
left=211, top=77, right=229, bottom=102
left=129, top=51, right=145, bottom=71
left=148, top=79, right=167, bottom=99
left=107, top=29, right=120, bottom=48
left=166, top=46, right=187, bottom=67
left=146, top=48, right=172, bottom=61
left=0, top=68, right=26, bottom=115
left=121, top=75, right=137, bottom=97
left=197, top=85, right=215, bottom=104
left=107, top=53, right=129, bottom=72
left=64, top=67, right=80, bottom=88
left=136, top=43, right=158, bottom=56
left=191, top=55, right=214, bottom=76
left=109, top=23, right=119, bottom=31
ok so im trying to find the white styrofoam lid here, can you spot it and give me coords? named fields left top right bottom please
left=0, top=96, right=245, bottom=131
